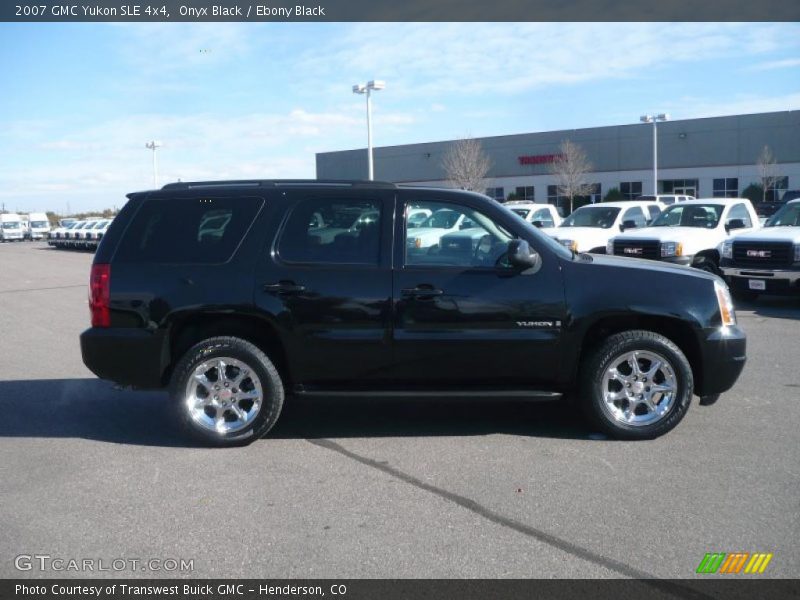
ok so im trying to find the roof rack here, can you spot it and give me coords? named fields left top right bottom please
left=160, top=179, right=397, bottom=191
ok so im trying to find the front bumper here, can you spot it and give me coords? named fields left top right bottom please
left=80, top=327, right=169, bottom=389
left=696, top=325, right=746, bottom=396
left=722, top=267, right=800, bottom=295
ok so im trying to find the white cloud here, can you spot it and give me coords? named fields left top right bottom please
left=0, top=106, right=417, bottom=208
left=663, top=92, right=800, bottom=120
left=750, top=58, right=800, bottom=71
left=295, top=23, right=795, bottom=98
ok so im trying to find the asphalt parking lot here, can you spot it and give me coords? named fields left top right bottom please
left=0, top=241, right=798, bottom=580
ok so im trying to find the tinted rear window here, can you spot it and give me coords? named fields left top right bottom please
left=115, top=196, right=262, bottom=263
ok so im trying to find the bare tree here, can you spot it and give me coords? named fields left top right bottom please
left=757, top=145, right=780, bottom=203
left=442, top=137, right=492, bottom=192
left=549, top=140, right=595, bottom=214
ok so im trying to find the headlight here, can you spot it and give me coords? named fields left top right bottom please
left=559, top=239, right=577, bottom=251
left=660, top=241, right=683, bottom=257
left=794, top=244, right=800, bottom=262
left=714, top=280, right=736, bottom=327
left=606, top=240, right=614, bottom=255
left=407, top=237, right=422, bottom=248
left=722, top=241, right=733, bottom=260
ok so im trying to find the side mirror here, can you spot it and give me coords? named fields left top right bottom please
left=619, top=219, right=638, bottom=231
left=507, top=239, right=540, bottom=269
left=726, top=218, right=746, bottom=232
left=531, top=220, right=545, bottom=228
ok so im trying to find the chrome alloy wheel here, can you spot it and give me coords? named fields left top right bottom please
left=184, top=357, right=263, bottom=434
left=600, top=350, right=677, bottom=427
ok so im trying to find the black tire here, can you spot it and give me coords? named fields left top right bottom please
left=580, top=330, right=693, bottom=440
left=693, top=258, right=720, bottom=276
left=169, top=336, right=284, bottom=447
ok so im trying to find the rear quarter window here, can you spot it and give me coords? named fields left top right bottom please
left=114, top=196, right=263, bottom=264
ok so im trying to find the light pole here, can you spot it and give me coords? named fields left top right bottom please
left=639, top=114, right=669, bottom=195
left=352, top=80, right=385, bottom=180
left=145, top=140, right=162, bottom=187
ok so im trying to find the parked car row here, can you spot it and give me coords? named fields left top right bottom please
left=525, top=195, right=798, bottom=299
left=48, top=218, right=113, bottom=250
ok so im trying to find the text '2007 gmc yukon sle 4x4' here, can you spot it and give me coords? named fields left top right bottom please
left=80, top=180, right=747, bottom=446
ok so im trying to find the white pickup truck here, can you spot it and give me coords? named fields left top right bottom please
left=505, top=201, right=563, bottom=230
left=546, top=200, right=662, bottom=254
left=720, top=198, right=800, bottom=300
left=608, top=198, right=760, bottom=275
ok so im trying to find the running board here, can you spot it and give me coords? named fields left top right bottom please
left=292, top=388, right=563, bottom=400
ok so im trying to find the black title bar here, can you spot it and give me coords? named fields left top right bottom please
left=3, top=0, right=800, bottom=22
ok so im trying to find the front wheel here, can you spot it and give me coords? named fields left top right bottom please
left=169, top=336, right=284, bottom=446
left=580, top=330, right=693, bottom=440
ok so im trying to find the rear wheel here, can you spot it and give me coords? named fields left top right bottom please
left=169, top=336, right=284, bottom=446
left=580, top=330, right=693, bottom=440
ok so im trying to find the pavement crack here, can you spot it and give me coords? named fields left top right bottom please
left=307, top=437, right=716, bottom=600
left=0, top=284, right=86, bottom=294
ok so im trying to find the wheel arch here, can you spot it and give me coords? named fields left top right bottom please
left=577, top=314, right=704, bottom=394
left=693, top=248, right=720, bottom=267
left=163, top=312, right=291, bottom=387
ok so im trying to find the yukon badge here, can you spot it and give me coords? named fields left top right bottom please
left=516, top=320, right=562, bottom=328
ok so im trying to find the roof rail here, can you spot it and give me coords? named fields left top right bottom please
left=160, top=179, right=397, bottom=190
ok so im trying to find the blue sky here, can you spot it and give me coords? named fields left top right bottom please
left=1, top=22, right=799, bottom=213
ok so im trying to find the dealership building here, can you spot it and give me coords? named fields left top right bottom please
left=316, top=110, right=799, bottom=210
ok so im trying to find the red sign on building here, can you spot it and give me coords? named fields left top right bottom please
left=517, top=154, right=564, bottom=166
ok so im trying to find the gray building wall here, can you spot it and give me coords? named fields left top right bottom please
left=316, top=111, right=800, bottom=183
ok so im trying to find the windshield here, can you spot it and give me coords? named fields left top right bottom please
left=31, top=221, right=49, bottom=228
left=651, top=204, right=724, bottom=228
left=2, top=221, right=21, bottom=229
left=418, top=209, right=461, bottom=229
left=561, top=206, right=620, bottom=229
left=766, top=203, right=800, bottom=227
left=510, top=208, right=531, bottom=219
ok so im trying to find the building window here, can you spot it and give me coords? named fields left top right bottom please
left=764, top=176, right=788, bottom=202
left=515, top=186, right=535, bottom=201
left=661, top=179, right=699, bottom=196
left=620, top=181, right=642, bottom=200
left=485, top=187, right=505, bottom=202
left=713, top=178, right=738, bottom=198
left=547, top=185, right=568, bottom=216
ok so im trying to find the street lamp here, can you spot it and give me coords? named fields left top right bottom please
left=145, top=140, right=162, bottom=187
left=352, top=80, right=385, bottom=180
left=639, top=114, right=669, bottom=195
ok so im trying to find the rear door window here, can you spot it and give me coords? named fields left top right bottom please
left=277, top=198, right=382, bottom=265
left=115, top=196, right=263, bottom=263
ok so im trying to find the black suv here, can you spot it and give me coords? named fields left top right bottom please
left=80, top=180, right=746, bottom=445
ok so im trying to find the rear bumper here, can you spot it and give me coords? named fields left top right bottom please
left=80, top=327, right=169, bottom=389
left=696, top=325, right=747, bottom=396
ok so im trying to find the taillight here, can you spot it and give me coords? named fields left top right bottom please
left=89, top=263, right=111, bottom=327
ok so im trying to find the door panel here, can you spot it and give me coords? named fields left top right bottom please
left=254, top=190, right=394, bottom=386
left=392, top=195, right=567, bottom=387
